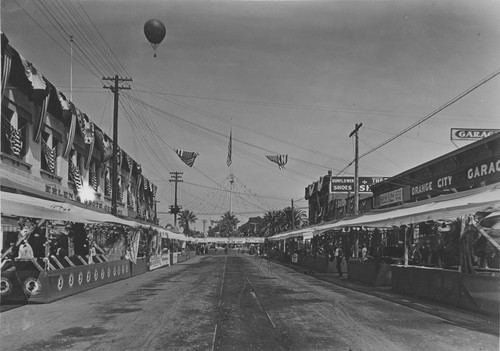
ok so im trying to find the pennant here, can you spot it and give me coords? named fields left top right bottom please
left=265, top=154, right=288, bottom=170
left=69, top=159, right=83, bottom=190
left=175, top=149, right=199, bottom=167
left=226, top=129, right=232, bottom=167
left=41, top=139, right=56, bottom=172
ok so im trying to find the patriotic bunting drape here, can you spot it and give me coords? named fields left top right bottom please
left=2, top=44, right=11, bottom=98
left=266, top=154, right=288, bottom=170
left=105, top=169, right=112, bottom=197
left=41, top=139, right=56, bottom=172
left=89, top=162, right=98, bottom=191
left=63, top=103, right=77, bottom=158
left=175, top=149, right=199, bottom=167
left=2, top=117, right=23, bottom=157
left=226, top=129, right=232, bottom=167
left=68, top=159, right=83, bottom=190
left=127, top=184, right=134, bottom=207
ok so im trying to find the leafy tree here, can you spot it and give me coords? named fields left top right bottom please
left=219, top=211, right=239, bottom=237
left=239, top=217, right=263, bottom=237
left=178, top=210, right=197, bottom=235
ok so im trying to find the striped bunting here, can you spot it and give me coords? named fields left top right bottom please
left=127, top=184, right=134, bottom=207
left=105, top=170, right=112, bottom=197
left=2, top=118, right=23, bottom=157
left=89, top=163, right=98, bottom=191
left=68, top=160, right=83, bottom=190
left=266, top=154, right=288, bottom=170
left=175, top=149, right=199, bottom=167
left=41, top=139, right=56, bottom=172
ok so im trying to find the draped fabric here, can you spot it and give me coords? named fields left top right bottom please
left=265, top=154, right=288, bottom=170
left=125, top=153, right=133, bottom=171
left=116, top=146, right=121, bottom=167
left=41, top=139, right=56, bottom=172
left=63, top=104, right=77, bottom=158
left=20, top=54, right=50, bottom=142
left=152, top=184, right=157, bottom=198
left=174, top=149, right=199, bottom=167
left=68, top=159, right=83, bottom=190
left=57, top=90, right=71, bottom=120
left=2, top=117, right=23, bottom=157
left=84, top=121, right=95, bottom=170
left=117, top=177, right=123, bottom=202
left=127, top=183, right=134, bottom=207
left=105, top=169, right=112, bottom=197
left=89, top=162, right=98, bottom=191
left=2, top=45, right=11, bottom=98
left=94, top=129, right=113, bottom=163
left=144, top=177, right=149, bottom=191
left=33, top=91, right=50, bottom=142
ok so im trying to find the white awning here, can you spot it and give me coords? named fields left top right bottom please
left=268, top=184, right=500, bottom=240
left=1, top=191, right=139, bottom=227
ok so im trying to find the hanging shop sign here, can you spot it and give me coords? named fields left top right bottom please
left=379, top=188, right=403, bottom=207
left=451, top=128, right=499, bottom=141
left=330, top=176, right=387, bottom=193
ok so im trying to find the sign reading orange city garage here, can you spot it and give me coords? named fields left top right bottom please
left=451, top=128, right=499, bottom=140
left=330, top=176, right=387, bottom=193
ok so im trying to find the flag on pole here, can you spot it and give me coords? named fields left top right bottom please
left=266, top=154, right=288, bottom=170
left=175, top=149, right=199, bottom=167
left=226, top=129, right=232, bottom=167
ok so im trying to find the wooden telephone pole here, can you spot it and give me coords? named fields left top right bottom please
left=169, top=171, right=183, bottom=227
left=349, top=123, right=363, bottom=216
left=103, top=75, right=132, bottom=216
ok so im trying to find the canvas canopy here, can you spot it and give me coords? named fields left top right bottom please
left=1, top=191, right=139, bottom=227
left=269, top=184, right=500, bottom=240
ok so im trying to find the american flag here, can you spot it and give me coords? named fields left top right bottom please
left=68, top=160, right=83, bottom=190
left=175, top=149, right=199, bottom=167
left=8, top=125, right=23, bottom=157
left=226, top=129, right=232, bottom=167
left=42, top=139, right=56, bottom=172
left=89, top=163, right=98, bottom=191
left=266, top=154, right=288, bottom=170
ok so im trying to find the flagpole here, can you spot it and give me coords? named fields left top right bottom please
left=70, top=34, right=73, bottom=101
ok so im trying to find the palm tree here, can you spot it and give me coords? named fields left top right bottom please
left=178, top=210, right=197, bottom=235
left=282, top=206, right=308, bottom=231
left=219, top=211, right=239, bottom=237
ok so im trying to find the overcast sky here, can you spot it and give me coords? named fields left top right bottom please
left=2, top=0, right=500, bottom=228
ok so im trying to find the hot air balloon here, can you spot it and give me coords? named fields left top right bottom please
left=144, top=19, right=166, bottom=57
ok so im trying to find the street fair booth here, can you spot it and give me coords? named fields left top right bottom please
left=1, top=191, right=140, bottom=303
left=310, top=184, right=500, bottom=315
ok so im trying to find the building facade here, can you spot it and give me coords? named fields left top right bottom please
left=1, top=33, right=158, bottom=224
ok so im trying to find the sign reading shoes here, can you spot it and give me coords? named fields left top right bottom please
left=451, top=128, right=499, bottom=140
left=330, top=177, right=387, bottom=193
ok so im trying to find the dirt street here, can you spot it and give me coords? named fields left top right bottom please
left=1, top=252, right=498, bottom=350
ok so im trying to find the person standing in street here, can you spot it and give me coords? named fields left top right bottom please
left=335, top=247, right=343, bottom=277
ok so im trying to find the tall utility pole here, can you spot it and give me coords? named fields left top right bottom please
left=103, top=75, right=132, bottom=216
left=229, top=173, right=234, bottom=215
left=291, top=198, right=295, bottom=230
left=349, top=123, right=363, bottom=216
left=169, top=171, right=183, bottom=227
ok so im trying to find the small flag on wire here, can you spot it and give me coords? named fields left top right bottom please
left=175, top=149, right=199, bottom=167
left=226, top=129, right=232, bottom=167
left=266, top=154, right=288, bottom=170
